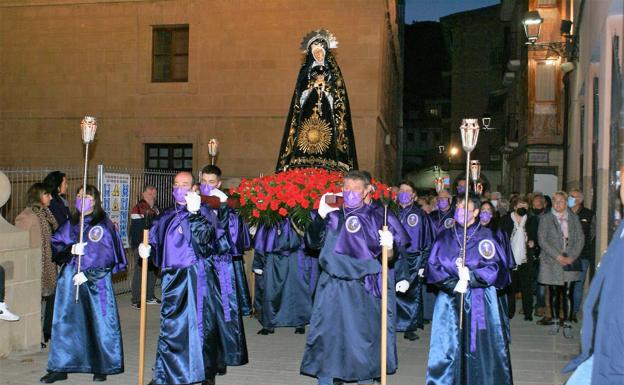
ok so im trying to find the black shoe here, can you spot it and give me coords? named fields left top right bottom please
left=93, top=374, right=107, bottom=382
left=257, top=328, right=274, bottom=335
left=40, top=372, right=68, bottom=383
left=131, top=302, right=140, bottom=309
left=524, top=315, right=533, bottom=321
left=423, top=319, right=430, bottom=325
left=570, top=314, right=579, bottom=323
left=40, top=342, right=47, bottom=349
left=404, top=331, right=419, bottom=341
left=216, top=363, right=227, bottom=376
left=536, top=317, right=554, bottom=326
left=294, top=327, right=305, bottom=334
left=202, top=378, right=216, bottom=385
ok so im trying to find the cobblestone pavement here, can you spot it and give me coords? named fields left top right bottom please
left=0, top=293, right=578, bottom=385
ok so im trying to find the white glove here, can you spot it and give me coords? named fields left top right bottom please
left=210, top=188, right=228, bottom=203
left=185, top=191, right=201, bottom=214
left=378, top=229, right=394, bottom=250
left=458, top=265, right=470, bottom=282
left=249, top=226, right=257, bottom=237
left=453, top=279, right=468, bottom=294
left=395, top=280, right=410, bottom=293
left=73, top=272, right=88, bottom=286
left=253, top=269, right=263, bottom=275
left=138, top=244, right=151, bottom=259
left=318, top=192, right=339, bottom=219
left=418, top=268, right=425, bottom=278
left=71, top=242, right=87, bottom=256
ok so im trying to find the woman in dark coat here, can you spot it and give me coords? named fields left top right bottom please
left=43, top=171, right=71, bottom=227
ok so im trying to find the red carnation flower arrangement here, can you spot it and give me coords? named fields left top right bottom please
left=231, top=168, right=396, bottom=230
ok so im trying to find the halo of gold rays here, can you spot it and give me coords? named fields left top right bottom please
left=297, top=114, right=332, bottom=154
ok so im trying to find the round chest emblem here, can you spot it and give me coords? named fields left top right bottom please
left=478, top=239, right=496, bottom=260
left=407, top=213, right=419, bottom=227
left=345, top=216, right=361, bottom=233
left=444, top=218, right=455, bottom=229
left=88, top=225, right=104, bottom=242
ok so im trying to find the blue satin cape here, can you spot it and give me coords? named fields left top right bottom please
left=425, top=223, right=513, bottom=385
left=252, top=218, right=317, bottom=329
left=395, top=204, right=434, bottom=332
left=48, top=216, right=126, bottom=375
left=300, top=204, right=409, bottom=382
left=200, top=205, right=248, bottom=370
left=149, top=206, right=216, bottom=385
left=227, top=210, right=253, bottom=316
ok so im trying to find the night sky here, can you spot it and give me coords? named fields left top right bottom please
left=405, top=0, right=501, bottom=23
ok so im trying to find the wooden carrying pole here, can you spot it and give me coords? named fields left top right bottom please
left=380, top=205, right=389, bottom=385
left=137, top=229, right=149, bottom=385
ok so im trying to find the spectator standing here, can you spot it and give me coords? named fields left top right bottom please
left=537, top=191, right=584, bottom=337
left=500, top=196, right=539, bottom=320
left=130, top=185, right=160, bottom=308
left=43, top=171, right=70, bottom=227
left=568, top=188, right=595, bottom=322
left=15, top=183, right=59, bottom=344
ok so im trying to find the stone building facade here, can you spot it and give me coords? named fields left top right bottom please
left=441, top=5, right=507, bottom=191
left=0, top=0, right=403, bottom=182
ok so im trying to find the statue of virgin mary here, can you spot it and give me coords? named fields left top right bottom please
left=275, top=29, right=358, bottom=172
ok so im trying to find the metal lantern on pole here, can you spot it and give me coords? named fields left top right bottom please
left=208, top=138, right=219, bottom=165
left=458, top=118, right=480, bottom=329
left=470, top=160, right=481, bottom=192
left=75, top=116, right=97, bottom=303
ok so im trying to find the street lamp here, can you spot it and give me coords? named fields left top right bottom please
left=522, top=10, right=543, bottom=44
left=449, top=146, right=459, bottom=164
left=522, top=10, right=577, bottom=60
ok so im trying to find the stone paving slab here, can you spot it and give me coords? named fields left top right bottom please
left=0, top=293, right=579, bottom=385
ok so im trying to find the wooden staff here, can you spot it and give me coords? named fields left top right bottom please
left=380, top=204, right=389, bottom=385
left=137, top=227, right=150, bottom=385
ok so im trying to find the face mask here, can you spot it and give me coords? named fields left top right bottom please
left=343, top=190, right=363, bottom=208
left=200, top=183, right=214, bottom=196
left=437, top=198, right=450, bottom=211
left=75, top=196, right=94, bottom=213
left=516, top=207, right=528, bottom=216
left=173, top=186, right=190, bottom=203
left=480, top=210, right=493, bottom=223
left=533, top=208, right=544, bottom=215
left=398, top=191, right=412, bottom=205
left=457, top=185, right=466, bottom=195
left=491, top=199, right=498, bottom=208
left=567, top=197, right=576, bottom=208
left=454, top=207, right=468, bottom=225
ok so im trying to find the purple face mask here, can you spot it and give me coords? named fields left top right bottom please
left=398, top=191, right=412, bottom=205
left=480, top=210, right=493, bottom=224
left=343, top=190, right=363, bottom=208
left=200, top=183, right=214, bottom=196
left=437, top=198, right=450, bottom=210
left=173, top=186, right=190, bottom=203
left=457, top=185, right=466, bottom=195
left=75, top=196, right=94, bottom=213
left=454, top=207, right=469, bottom=225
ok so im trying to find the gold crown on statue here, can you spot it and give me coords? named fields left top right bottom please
left=300, top=29, right=339, bottom=52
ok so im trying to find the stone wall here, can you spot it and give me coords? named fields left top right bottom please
left=0, top=0, right=403, bottom=182
left=0, top=171, right=42, bottom=357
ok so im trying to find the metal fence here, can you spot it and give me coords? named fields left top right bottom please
left=0, top=165, right=178, bottom=295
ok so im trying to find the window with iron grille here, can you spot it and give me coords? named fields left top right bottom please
left=145, top=144, right=193, bottom=171
left=152, top=25, right=189, bottom=82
